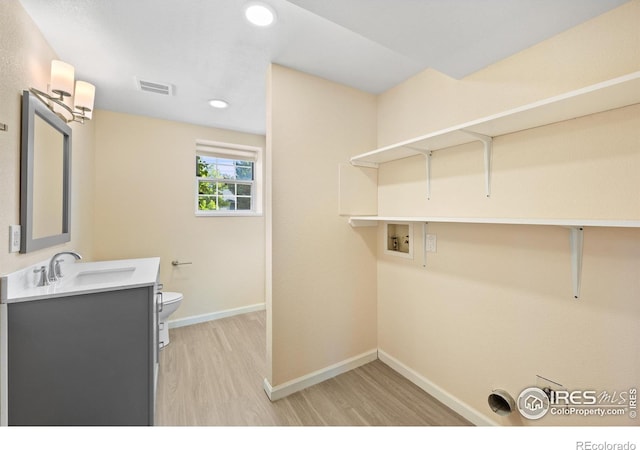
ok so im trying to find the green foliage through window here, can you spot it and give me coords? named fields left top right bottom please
left=196, top=155, right=254, bottom=212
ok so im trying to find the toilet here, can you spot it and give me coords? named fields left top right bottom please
left=158, top=291, right=183, bottom=347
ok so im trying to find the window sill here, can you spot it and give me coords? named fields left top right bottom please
left=195, top=211, right=263, bottom=218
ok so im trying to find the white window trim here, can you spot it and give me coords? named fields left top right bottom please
left=195, top=139, right=263, bottom=217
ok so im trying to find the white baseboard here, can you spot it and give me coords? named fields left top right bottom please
left=263, top=349, right=378, bottom=401
left=377, top=349, right=497, bottom=426
left=168, top=303, right=266, bottom=329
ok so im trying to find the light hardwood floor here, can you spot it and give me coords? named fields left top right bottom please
left=155, top=311, right=472, bottom=426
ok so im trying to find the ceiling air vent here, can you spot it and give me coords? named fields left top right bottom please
left=136, top=78, right=174, bottom=96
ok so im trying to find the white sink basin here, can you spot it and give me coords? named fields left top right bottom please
left=0, top=257, right=160, bottom=303
left=74, top=267, right=136, bottom=285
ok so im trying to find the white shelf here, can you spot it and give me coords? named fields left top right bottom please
left=349, top=216, right=640, bottom=300
left=350, top=71, right=640, bottom=167
left=346, top=73, right=640, bottom=299
left=348, top=216, right=640, bottom=228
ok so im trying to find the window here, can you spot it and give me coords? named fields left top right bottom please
left=195, top=140, right=263, bottom=216
left=197, top=156, right=253, bottom=211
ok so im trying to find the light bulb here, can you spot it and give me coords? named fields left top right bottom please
left=244, top=3, right=276, bottom=27
left=209, top=99, right=229, bottom=109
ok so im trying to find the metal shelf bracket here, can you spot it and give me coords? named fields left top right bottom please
left=422, top=222, right=429, bottom=267
left=410, top=148, right=432, bottom=199
left=460, top=130, right=493, bottom=198
left=426, top=152, right=432, bottom=200
left=568, top=227, right=584, bottom=299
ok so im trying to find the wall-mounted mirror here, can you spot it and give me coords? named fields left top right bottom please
left=20, top=90, right=72, bottom=253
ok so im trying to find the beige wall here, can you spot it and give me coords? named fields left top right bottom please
left=377, top=1, right=640, bottom=148
left=0, top=0, right=96, bottom=275
left=376, top=1, right=640, bottom=425
left=267, top=65, right=378, bottom=386
left=93, top=111, right=265, bottom=320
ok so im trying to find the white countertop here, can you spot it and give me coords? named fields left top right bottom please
left=0, top=257, right=160, bottom=304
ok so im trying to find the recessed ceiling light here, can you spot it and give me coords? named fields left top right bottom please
left=244, top=2, right=276, bottom=27
left=209, top=99, right=229, bottom=109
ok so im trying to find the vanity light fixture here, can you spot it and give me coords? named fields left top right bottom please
left=29, top=60, right=95, bottom=124
left=209, top=99, right=229, bottom=109
left=243, top=2, right=277, bottom=27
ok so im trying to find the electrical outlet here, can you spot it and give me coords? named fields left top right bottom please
left=425, top=234, right=437, bottom=252
left=9, top=225, right=21, bottom=253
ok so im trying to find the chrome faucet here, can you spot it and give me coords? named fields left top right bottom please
left=48, top=251, right=82, bottom=282
left=33, top=266, right=49, bottom=287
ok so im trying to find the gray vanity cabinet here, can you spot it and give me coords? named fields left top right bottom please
left=7, top=286, right=156, bottom=425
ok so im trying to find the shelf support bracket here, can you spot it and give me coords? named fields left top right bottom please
left=422, top=222, right=429, bottom=267
left=568, top=227, right=584, bottom=299
left=460, top=130, right=493, bottom=198
left=412, top=149, right=432, bottom=200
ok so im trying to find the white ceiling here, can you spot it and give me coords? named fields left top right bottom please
left=18, top=0, right=629, bottom=135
